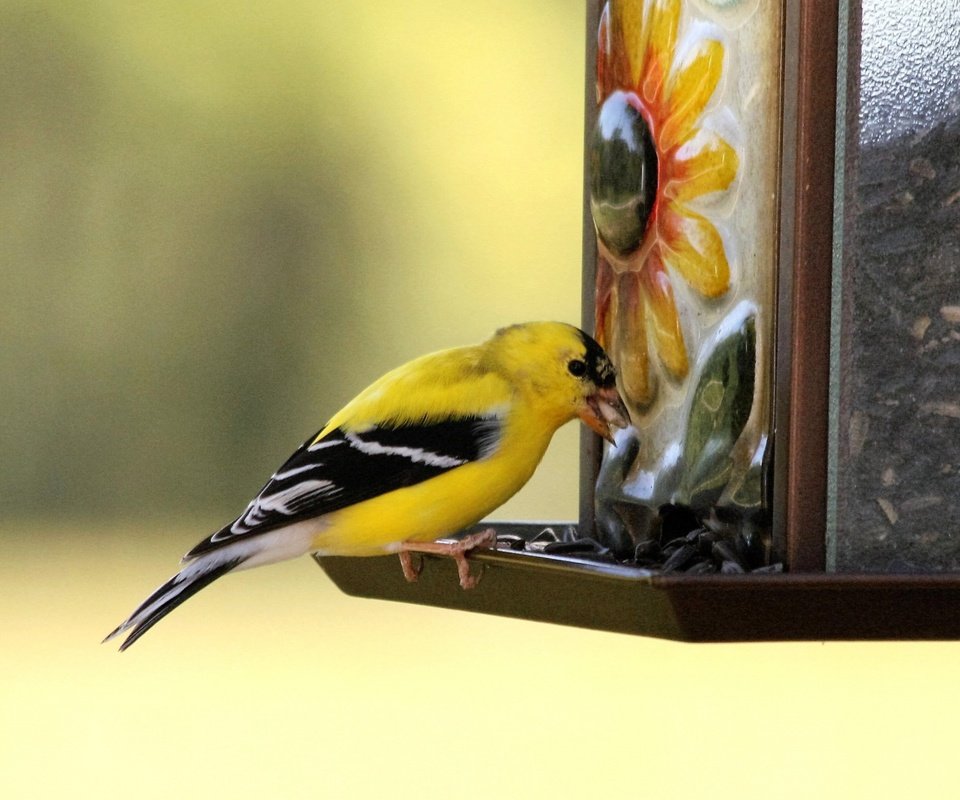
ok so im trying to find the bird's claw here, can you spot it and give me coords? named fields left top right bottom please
left=398, top=528, right=497, bottom=589
left=398, top=550, right=424, bottom=583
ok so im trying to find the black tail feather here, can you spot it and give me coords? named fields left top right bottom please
left=105, top=558, right=242, bottom=651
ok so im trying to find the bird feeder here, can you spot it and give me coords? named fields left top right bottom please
left=317, top=0, right=960, bottom=640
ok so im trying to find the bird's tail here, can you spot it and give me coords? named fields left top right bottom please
left=103, top=552, right=246, bottom=651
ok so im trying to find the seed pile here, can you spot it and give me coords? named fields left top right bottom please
left=492, top=506, right=782, bottom=575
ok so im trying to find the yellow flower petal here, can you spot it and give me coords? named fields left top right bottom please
left=659, top=201, right=730, bottom=298
left=599, top=3, right=633, bottom=99
left=641, top=253, right=688, bottom=377
left=659, top=39, right=724, bottom=152
left=664, top=132, right=739, bottom=202
left=597, top=3, right=614, bottom=100
left=615, top=0, right=649, bottom=88
left=613, top=271, right=654, bottom=408
left=641, top=0, right=680, bottom=108
left=594, top=256, right=615, bottom=350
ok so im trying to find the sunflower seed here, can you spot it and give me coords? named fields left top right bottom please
left=662, top=544, right=698, bottom=572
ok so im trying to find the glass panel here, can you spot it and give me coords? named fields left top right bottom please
left=829, top=0, right=960, bottom=570
left=588, top=0, right=783, bottom=569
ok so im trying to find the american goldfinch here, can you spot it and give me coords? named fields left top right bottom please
left=105, top=322, right=628, bottom=650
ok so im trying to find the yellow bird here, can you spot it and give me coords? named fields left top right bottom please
left=105, top=322, right=628, bottom=650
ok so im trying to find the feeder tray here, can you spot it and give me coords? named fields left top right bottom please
left=316, top=524, right=960, bottom=642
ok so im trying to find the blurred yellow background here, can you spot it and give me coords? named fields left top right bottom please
left=2, top=2, right=957, bottom=798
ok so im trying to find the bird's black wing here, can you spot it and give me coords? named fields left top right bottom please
left=184, top=414, right=502, bottom=559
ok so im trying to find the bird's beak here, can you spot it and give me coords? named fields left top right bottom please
left=580, top=385, right=630, bottom=444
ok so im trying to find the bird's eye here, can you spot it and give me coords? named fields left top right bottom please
left=567, top=359, right=587, bottom=377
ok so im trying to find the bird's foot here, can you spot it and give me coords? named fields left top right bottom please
left=398, top=550, right=423, bottom=583
left=398, top=529, right=497, bottom=589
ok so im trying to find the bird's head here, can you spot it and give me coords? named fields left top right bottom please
left=488, top=322, right=630, bottom=443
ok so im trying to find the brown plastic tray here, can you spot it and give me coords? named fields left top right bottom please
left=315, top=523, right=960, bottom=642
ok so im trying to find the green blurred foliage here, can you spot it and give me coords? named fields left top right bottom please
left=0, top=1, right=585, bottom=521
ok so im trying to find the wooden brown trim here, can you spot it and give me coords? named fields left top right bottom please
left=579, top=0, right=603, bottom=540
left=773, top=0, right=840, bottom=571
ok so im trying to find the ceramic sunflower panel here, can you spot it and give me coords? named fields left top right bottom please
left=590, top=0, right=782, bottom=551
